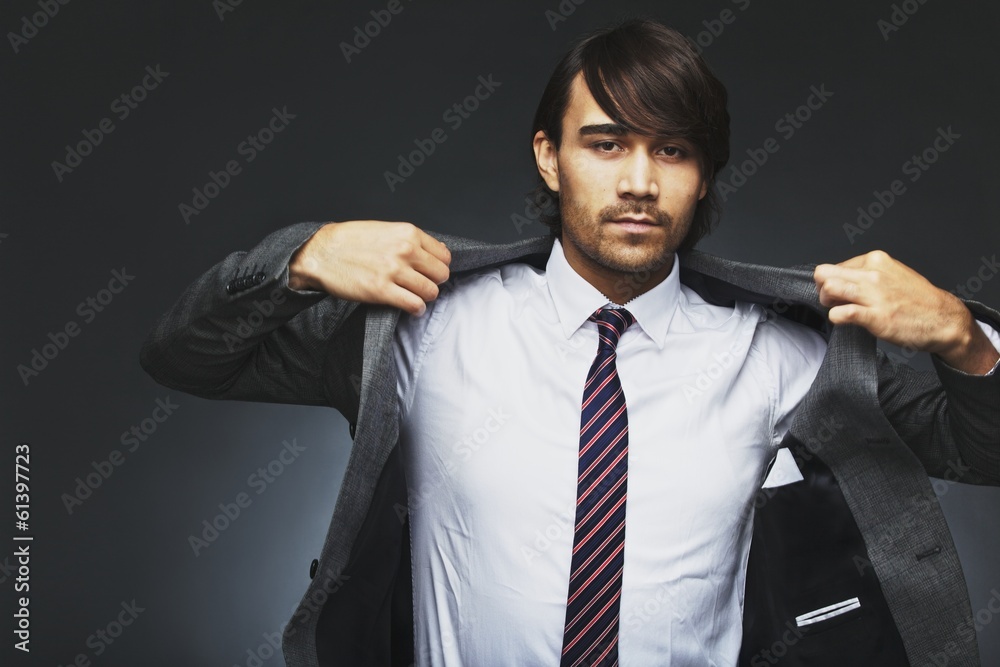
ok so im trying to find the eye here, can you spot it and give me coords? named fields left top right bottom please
left=591, top=140, right=621, bottom=152
left=660, top=145, right=686, bottom=158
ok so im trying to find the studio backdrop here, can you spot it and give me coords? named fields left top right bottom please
left=2, top=0, right=999, bottom=665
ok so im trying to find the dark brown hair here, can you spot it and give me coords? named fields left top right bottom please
left=530, top=16, right=730, bottom=251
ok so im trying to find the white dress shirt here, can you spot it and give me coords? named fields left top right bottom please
left=391, top=236, right=999, bottom=666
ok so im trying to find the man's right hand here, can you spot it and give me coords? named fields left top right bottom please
left=287, top=220, right=452, bottom=317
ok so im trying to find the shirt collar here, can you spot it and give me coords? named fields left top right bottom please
left=545, top=236, right=679, bottom=349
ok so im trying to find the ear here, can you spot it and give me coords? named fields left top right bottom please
left=533, top=130, right=560, bottom=193
left=698, top=176, right=709, bottom=200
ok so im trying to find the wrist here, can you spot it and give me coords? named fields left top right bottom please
left=933, top=295, right=999, bottom=374
left=287, top=222, right=335, bottom=291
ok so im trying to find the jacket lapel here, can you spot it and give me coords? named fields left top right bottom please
left=355, top=233, right=954, bottom=665
left=349, top=232, right=557, bottom=563
left=311, top=231, right=975, bottom=666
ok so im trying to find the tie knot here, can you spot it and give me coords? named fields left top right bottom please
left=589, top=306, right=636, bottom=353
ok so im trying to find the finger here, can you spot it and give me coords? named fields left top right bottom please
left=820, top=250, right=894, bottom=272
left=419, top=231, right=452, bottom=267
left=382, top=281, right=432, bottom=317
left=813, top=264, right=876, bottom=285
left=813, top=263, right=838, bottom=286
left=817, top=276, right=870, bottom=308
left=827, top=302, right=869, bottom=327
left=834, top=254, right=870, bottom=269
left=394, top=264, right=443, bottom=307
left=813, top=257, right=866, bottom=283
left=409, top=244, right=451, bottom=285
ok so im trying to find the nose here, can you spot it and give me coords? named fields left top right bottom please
left=617, top=150, right=658, bottom=200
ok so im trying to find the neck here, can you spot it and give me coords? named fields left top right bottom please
left=560, top=237, right=674, bottom=305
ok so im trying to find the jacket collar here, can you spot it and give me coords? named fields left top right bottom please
left=413, top=229, right=856, bottom=362
left=362, top=230, right=880, bottom=450
left=424, top=229, right=828, bottom=319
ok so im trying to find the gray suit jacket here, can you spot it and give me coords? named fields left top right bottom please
left=140, top=221, right=1000, bottom=666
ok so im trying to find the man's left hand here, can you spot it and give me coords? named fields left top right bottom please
left=813, top=250, right=999, bottom=375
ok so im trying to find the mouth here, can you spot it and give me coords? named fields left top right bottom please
left=608, top=217, right=658, bottom=232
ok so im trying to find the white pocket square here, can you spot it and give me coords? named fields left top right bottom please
left=795, top=597, right=861, bottom=627
left=761, top=447, right=804, bottom=488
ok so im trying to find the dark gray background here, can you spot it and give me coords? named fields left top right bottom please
left=2, top=0, right=999, bottom=664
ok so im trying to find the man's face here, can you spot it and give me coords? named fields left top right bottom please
left=533, top=72, right=708, bottom=295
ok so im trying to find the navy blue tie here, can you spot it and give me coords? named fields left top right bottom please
left=561, top=306, right=636, bottom=667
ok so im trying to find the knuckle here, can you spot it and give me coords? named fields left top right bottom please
left=396, top=240, right=416, bottom=257
left=386, top=258, right=406, bottom=278
left=375, top=275, right=395, bottom=295
left=869, top=249, right=890, bottom=263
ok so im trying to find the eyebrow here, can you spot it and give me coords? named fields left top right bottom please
left=578, top=123, right=629, bottom=137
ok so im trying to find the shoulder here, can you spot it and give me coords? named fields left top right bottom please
left=746, top=309, right=828, bottom=406
left=751, top=309, right=828, bottom=361
left=442, top=261, right=546, bottom=303
left=675, top=283, right=763, bottom=331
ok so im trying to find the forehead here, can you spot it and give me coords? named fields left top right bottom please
left=561, top=71, right=697, bottom=151
left=564, top=71, right=613, bottom=126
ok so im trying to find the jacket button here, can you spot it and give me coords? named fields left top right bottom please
left=309, top=559, right=318, bottom=579
left=226, top=281, right=236, bottom=294
left=349, top=422, right=357, bottom=439
left=254, top=272, right=266, bottom=284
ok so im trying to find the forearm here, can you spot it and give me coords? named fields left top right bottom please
left=880, top=300, right=1000, bottom=485
left=139, top=221, right=350, bottom=404
left=929, top=302, right=1000, bottom=481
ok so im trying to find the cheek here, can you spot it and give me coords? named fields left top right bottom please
left=563, top=149, right=621, bottom=184
left=561, top=162, right=613, bottom=202
left=660, top=167, right=706, bottom=202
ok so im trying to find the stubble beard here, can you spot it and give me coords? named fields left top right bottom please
left=557, top=185, right=689, bottom=277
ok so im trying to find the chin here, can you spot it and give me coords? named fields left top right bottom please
left=595, top=242, right=673, bottom=274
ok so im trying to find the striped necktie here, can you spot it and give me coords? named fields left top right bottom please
left=561, top=306, right=636, bottom=667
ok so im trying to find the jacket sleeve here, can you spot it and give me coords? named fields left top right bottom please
left=877, top=299, right=1000, bottom=485
left=139, top=221, right=363, bottom=409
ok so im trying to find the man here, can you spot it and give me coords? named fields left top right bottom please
left=141, top=17, right=1000, bottom=667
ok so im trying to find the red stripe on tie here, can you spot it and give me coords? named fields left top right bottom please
left=561, top=307, right=635, bottom=667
